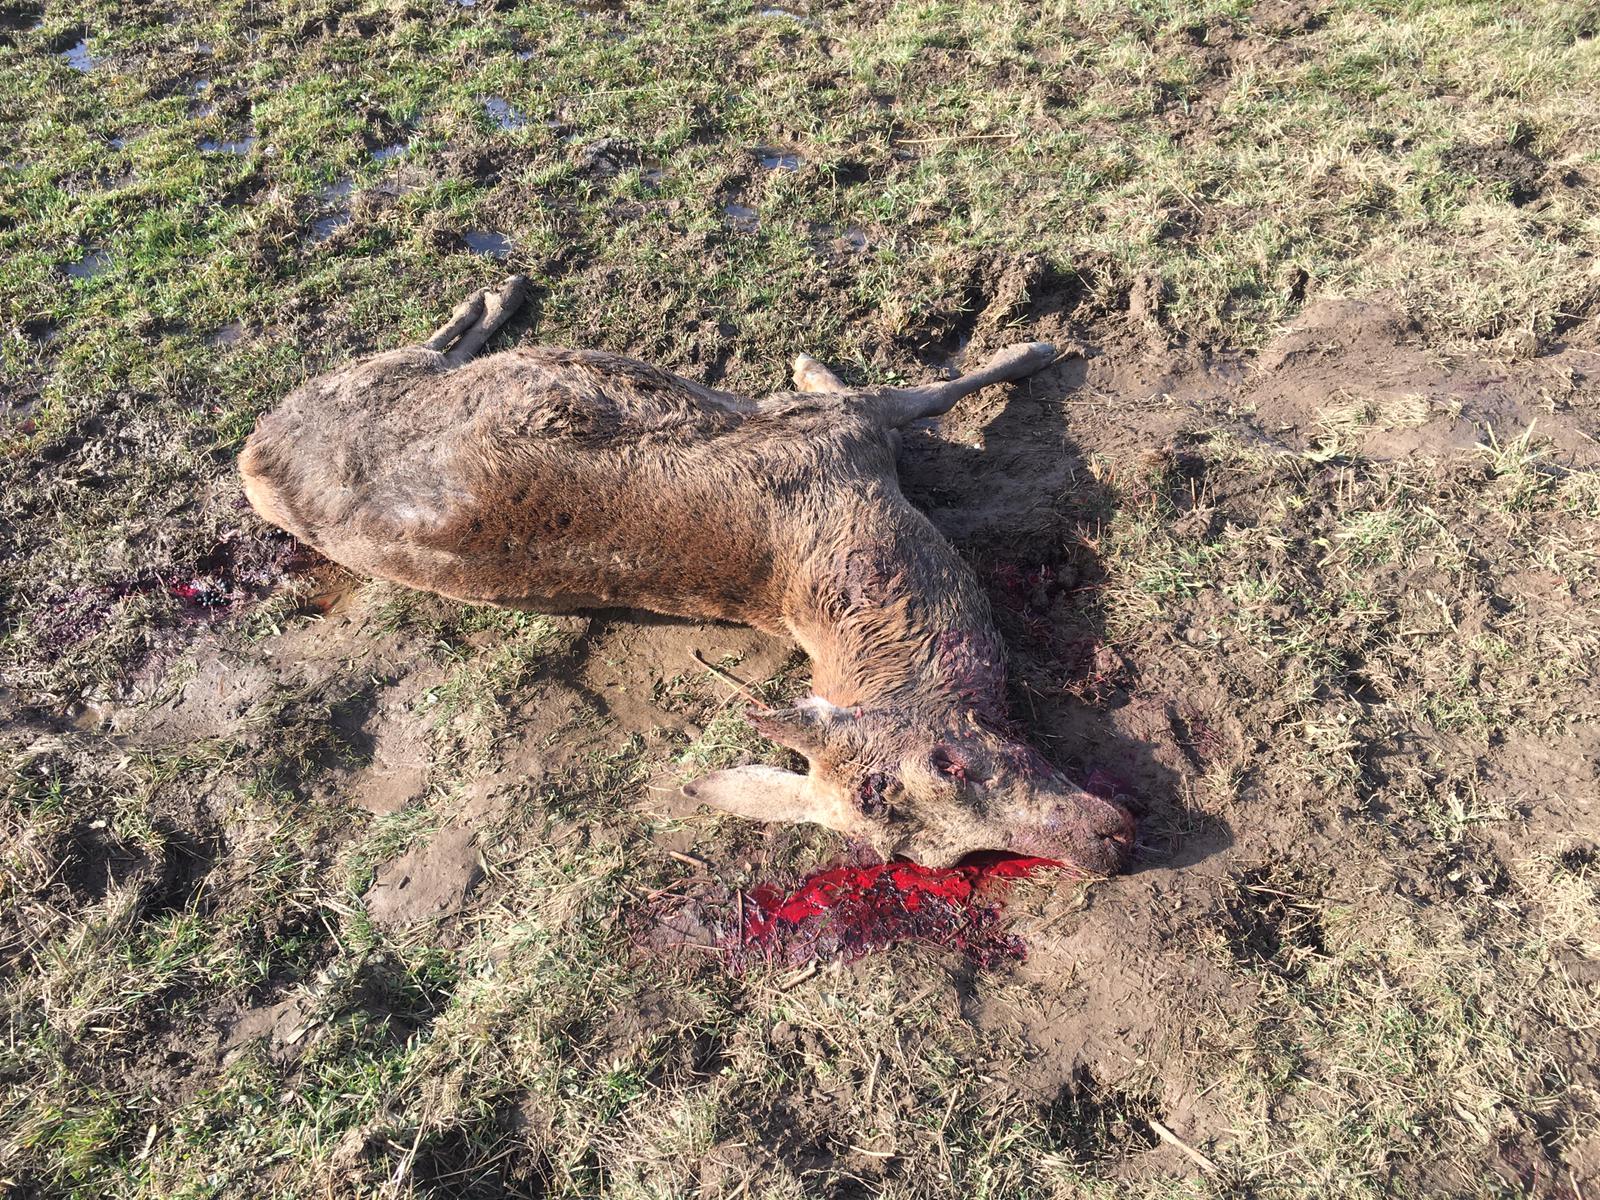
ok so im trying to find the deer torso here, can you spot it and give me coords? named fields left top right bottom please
left=242, top=345, right=924, bottom=640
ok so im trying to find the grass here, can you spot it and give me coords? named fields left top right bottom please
left=3, top=0, right=1600, bottom=1196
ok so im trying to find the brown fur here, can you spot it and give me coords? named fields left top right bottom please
left=239, top=277, right=1135, bottom=872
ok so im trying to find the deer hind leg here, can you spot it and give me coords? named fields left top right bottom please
left=424, top=275, right=530, bottom=365
left=423, top=288, right=487, bottom=351
left=875, top=341, right=1059, bottom=426
left=792, top=353, right=846, bottom=393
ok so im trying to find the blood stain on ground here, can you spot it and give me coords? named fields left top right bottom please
left=729, top=854, right=1074, bottom=969
left=34, top=527, right=314, bottom=656
left=640, top=771, right=1136, bottom=971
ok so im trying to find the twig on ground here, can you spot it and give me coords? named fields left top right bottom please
left=689, top=649, right=770, bottom=710
left=864, top=1050, right=882, bottom=1109
left=1148, top=1117, right=1218, bottom=1174
left=898, top=132, right=1021, bottom=145
left=776, top=961, right=818, bottom=991
left=646, top=875, right=711, bottom=900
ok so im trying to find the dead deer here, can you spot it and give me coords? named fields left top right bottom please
left=240, top=275, right=1135, bottom=873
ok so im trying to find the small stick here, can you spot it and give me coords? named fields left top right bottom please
left=689, top=649, right=770, bottom=710
left=666, top=849, right=708, bottom=870
left=645, top=875, right=710, bottom=900
left=890, top=982, right=939, bottom=1018
left=1147, top=1117, right=1218, bottom=1174
left=937, top=1086, right=960, bottom=1137
left=899, top=132, right=1021, bottom=145
left=390, top=1121, right=425, bottom=1191
left=776, top=961, right=818, bottom=991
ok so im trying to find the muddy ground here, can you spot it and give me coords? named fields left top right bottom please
left=4, top=1, right=1600, bottom=1197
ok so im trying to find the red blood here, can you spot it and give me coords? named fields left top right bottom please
left=168, top=579, right=231, bottom=608
left=732, top=855, right=1071, bottom=969
left=35, top=529, right=309, bottom=657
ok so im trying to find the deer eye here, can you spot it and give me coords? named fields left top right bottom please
left=929, top=745, right=970, bottom=781
left=855, top=771, right=895, bottom=817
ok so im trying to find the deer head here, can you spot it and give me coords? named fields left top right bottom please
left=682, top=697, right=1136, bottom=873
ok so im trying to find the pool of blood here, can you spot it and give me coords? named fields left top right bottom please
left=731, top=854, right=1072, bottom=969
left=36, top=527, right=310, bottom=656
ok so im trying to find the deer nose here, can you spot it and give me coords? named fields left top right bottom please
left=1047, top=791, right=1136, bottom=874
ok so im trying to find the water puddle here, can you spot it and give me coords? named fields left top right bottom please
left=21, top=316, right=58, bottom=346
left=310, top=213, right=350, bottom=243
left=640, top=165, right=665, bottom=189
left=756, top=147, right=801, bottom=171
left=723, top=203, right=759, bottom=233
left=1, top=7, right=44, bottom=34
left=64, top=249, right=111, bottom=280
left=463, top=230, right=511, bottom=258
left=578, top=136, right=635, bottom=177
left=756, top=5, right=815, bottom=23
left=372, top=141, right=407, bottom=162
left=61, top=37, right=94, bottom=71
left=209, top=321, right=246, bottom=346
left=482, top=96, right=526, bottom=131
left=201, top=135, right=255, bottom=155
left=810, top=222, right=869, bottom=260
left=189, top=79, right=214, bottom=117
left=515, top=48, right=536, bottom=61
left=305, top=176, right=356, bottom=244
left=320, top=175, right=355, bottom=202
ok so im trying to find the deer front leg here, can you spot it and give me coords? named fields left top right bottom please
left=422, top=288, right=487, bottom=351
left=422, top=276, right=530, bottom=363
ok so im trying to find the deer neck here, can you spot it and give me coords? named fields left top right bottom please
left=781, top=506, right=1010, bottom=722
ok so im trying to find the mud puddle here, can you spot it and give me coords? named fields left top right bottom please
left=462, top=230, right=511, bottom=258
left=63, top=248, right=111, bottom=281
left=60, top=36, right=94, bottom=71
left=200, top=134, right=255, bottom=155
left=482, top=96, right=526, bottom=131
left=723, top=203, right=759, bottom=233
left=755, top=147, right=801, bottom=171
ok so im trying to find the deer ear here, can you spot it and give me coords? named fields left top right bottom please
left=750, top=698, right=855, bottom=758
left=683, top=766, right=862, bottom=831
